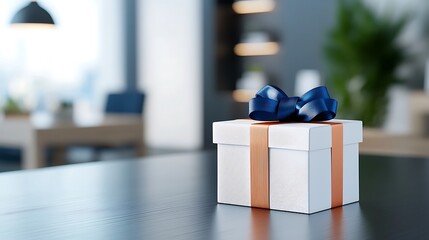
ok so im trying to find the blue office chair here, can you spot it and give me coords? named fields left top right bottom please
left=66, top=91, right=145, bottom=163
left=96, top=91, right=145, bottom=158
left=0, top=148, right=54, bottom=171
left=0, top=148, right=21, bottom=161
left=0, top=148, right=21, bottom=172
left=105, top=91, right=145, bottom=114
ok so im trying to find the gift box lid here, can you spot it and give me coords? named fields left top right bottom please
left=213, top=119, right=362, bottom=151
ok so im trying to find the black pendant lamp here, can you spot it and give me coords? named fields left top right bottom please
left=11, top=1, right=55, bottom=26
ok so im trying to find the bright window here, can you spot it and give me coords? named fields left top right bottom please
left=0, top=0, right=123, bottom=113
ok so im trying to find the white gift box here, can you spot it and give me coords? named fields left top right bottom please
left=213, top=119, right=363, bottom=214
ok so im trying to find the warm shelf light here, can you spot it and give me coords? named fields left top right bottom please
left=232, top=89, right=256, bottom=102
left=234, top=42, right=279, bottom=56
left=232, top=0, right=275, bottom=14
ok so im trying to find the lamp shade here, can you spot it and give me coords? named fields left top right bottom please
left=11, top=2, right=55, bottom=25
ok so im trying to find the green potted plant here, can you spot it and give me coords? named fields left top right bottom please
left=55, top=100, right=74, bottom=120
left=325, top=0, right=408, bottom=126
left=2, top=97, right=29, bottom=118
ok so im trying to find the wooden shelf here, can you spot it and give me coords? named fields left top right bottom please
left=232, top=0, right=275, bottom=14
left=234, top=42, right=279, bottom=56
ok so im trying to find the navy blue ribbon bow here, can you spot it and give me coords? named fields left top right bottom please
left=249, top=85, right=338, bottom=122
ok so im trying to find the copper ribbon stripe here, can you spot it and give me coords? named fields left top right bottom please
left=249, top=122, right=344, bottom=209
left=250, top=123, right=271, bottom=209
left=326, top=123, right=344, bottom=208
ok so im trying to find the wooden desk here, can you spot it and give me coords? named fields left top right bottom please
left=0, top=114, right=144, bottom=169
left=0, top=151, right=428, bottom=239
left=409, top=91, right=429, bottom=136
left=361, top=128, right=429, bottom=157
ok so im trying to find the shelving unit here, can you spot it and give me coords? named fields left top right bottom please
left=206, top=0, right=338, bottom=146
left=232, top=0, right=279, bottom=106
left=215, top=0, right=241, bottom=92
left=215, top=0, right=280, bottom=104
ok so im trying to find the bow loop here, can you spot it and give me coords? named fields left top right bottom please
left=249, top=85, right=338, bottom=122
left=255, top=85, right=288, bottom=101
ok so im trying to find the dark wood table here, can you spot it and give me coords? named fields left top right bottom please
left=0, top=151, right=428, bottom=239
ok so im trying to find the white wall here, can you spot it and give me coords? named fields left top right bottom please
left=138, top=0, right=203, bottom=149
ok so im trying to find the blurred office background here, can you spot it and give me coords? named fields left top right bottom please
left=1, top=0, right=429, bottom=171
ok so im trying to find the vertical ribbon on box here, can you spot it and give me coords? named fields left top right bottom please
left=250, top=123, right=271, bottom=209
left=322, top=122, right=344, bottom=208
